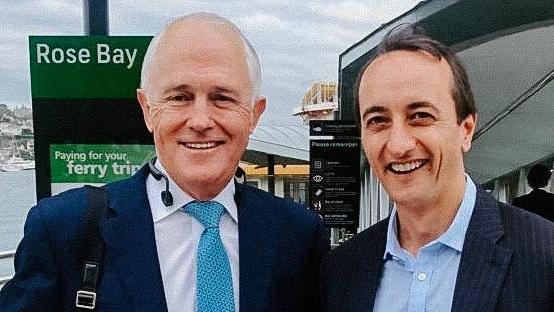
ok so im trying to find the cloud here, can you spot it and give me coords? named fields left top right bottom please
left=242, top=13, right=282, bottom=29
left=0, top=0, right=82, bottom=107
left=309, top=0, right=421, bottom=24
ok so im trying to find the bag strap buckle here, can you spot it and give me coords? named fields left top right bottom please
left=76, top=290, right=97, bottom=310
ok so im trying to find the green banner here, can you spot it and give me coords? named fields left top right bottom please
left=50, top=144, right=155, bottom=183
left=29, top=36, right=152, bottom=99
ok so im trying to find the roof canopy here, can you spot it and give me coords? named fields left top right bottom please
left=244, top=124, right=309, bottom=166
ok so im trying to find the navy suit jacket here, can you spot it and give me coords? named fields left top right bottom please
left=319, top=189, right=554, bottom=312
left=0, top=166, right=329, bottom=311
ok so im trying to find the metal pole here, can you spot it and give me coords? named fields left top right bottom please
left=267, top=155, right=275, bottom=195
left=84, top=0, right=109, bottom=35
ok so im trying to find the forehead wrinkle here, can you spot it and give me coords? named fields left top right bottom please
left=147, top=20, right=249, bottom=82
left=145, top=30, right=251, bottom=104
left=362, top=51, right=456, bottom=113
left=141, top=14, right=261, bottom=102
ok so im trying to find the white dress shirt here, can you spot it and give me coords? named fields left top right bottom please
left=146, top=161, right=239, bottom=312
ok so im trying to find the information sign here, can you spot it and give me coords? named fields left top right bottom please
left=30, top=36, right=153, bottom=199
left=309, top=120, right=361, bottom=228
left=309, top=120, right=358, bottom=137
left=49, top=144, right=155, bottom=195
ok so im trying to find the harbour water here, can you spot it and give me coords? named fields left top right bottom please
left=0, top=170, right=36, bottom=278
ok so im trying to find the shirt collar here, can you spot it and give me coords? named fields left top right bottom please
left=436, top=174, right=476, bottom=252
left=148, top=159, right=238, bottom=224
left=383, top=174, right=477, bottom=259
left=384, top=207, right=408, bottom=261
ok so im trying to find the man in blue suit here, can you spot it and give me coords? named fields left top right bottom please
left=319, top=25, right=554, bottom=312
left=0, top=13, right=329, bottom=312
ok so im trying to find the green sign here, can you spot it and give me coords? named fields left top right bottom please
left=29, top=36, right=152, bottom=99
left=50, top=144, right=155, bottom=185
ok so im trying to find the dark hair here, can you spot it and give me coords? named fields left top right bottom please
left=527, top=164, right=552, bottom=189
left=354, top=24, right=477, bottom=125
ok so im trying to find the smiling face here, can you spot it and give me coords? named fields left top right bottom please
left=358, top=50, right=475, bottom=209
left=137, top=19, right=265, bottom=200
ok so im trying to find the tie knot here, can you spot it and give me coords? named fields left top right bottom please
left=184, top=201, right=225, bottom=228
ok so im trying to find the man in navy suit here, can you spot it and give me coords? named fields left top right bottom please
left=319, top=25, right=554, bottom=312
left=512, top=163, right=554, bottom=222
left=0, top=13, right=329, bottom=312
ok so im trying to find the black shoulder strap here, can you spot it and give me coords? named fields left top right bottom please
left=76, top=185, right=107, bottom=311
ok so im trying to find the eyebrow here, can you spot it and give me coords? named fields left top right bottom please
left=211, top=87, right=240, bottom=98
left=163, top=84, right=192, bottom=95
left=162, top=85, right=240, bottom=97
left=361, top=101, right=440, bottom=120
left=407, top=101, right=439, bottom=113
left=361, top=105, right=387, bottom=120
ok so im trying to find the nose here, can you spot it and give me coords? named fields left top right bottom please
left=187, top=97, right=214, bottom=132
left=385, top=122, right=416, bottom=158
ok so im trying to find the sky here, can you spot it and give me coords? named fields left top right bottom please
left=1, top=0, right=421, bottom=125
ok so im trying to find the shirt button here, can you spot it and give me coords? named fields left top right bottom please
left=417, top=272, right=427, bottom=281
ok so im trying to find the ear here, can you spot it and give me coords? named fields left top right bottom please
left=249, top=96, right=266, bottom=133
left=460, top=113, right=477, bottom=153
left=137, top=89, right=154, bottom=133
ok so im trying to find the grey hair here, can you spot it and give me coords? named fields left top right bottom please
left=140, top=13, right=262, bottom=100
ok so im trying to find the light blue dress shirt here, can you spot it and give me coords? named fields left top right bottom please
left=373, top=175, right=477, bottom=312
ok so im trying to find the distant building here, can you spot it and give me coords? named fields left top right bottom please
left=0, top=122, right=21, bottom=136
left=293, top=82, right=338, bottom=125
left=242, top=123, right=310, bottom=205
left=13, top=106, right=32, bottom=119
left=241, top=163, right=309, bottom=205
left=0, top=104, right=10, bottom=117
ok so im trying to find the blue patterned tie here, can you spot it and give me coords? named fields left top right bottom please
left=184, top=201, right=235, bottom=312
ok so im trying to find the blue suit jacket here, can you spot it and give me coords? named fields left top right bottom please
left=0, top=166, right=329, bottom=311
left=319, top=188, right=554, bottom=312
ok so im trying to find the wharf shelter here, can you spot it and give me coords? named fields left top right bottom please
left=243, top=123, right=310, bottom=206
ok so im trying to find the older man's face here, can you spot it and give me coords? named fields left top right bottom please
left=138, top=21, right=265, bottom=199
left=358, top=50, right=475, bottom=208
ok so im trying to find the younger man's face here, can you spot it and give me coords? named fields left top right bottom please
left=358, top=50, right=476, bottom=207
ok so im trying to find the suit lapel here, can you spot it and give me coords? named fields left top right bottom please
left=350, top=220, right=387, bottom=311
left=102, top=167, right=168, bottom=311
left=235, top=183, right=278, bottom=312
left=452, top=189, right=513, bottom=312
left=364, top=224, right=387, bottom=310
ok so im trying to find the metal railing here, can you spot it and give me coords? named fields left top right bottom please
left=0, top=250, right=16, bottom=287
